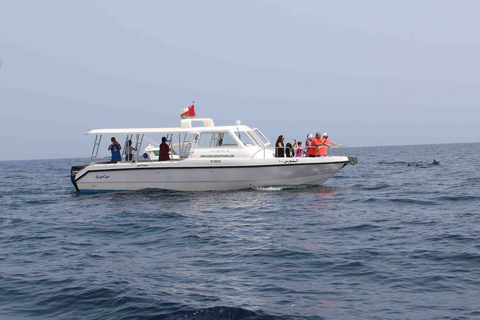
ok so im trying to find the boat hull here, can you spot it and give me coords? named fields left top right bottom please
left=73, top=157, right=353, bottom=193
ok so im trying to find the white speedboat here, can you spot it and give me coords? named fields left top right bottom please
left=71, top=118, right=357, bottom=193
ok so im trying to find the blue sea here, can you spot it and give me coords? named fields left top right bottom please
left=1, top=143, right=479, bottom=320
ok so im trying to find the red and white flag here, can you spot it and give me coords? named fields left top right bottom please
left=180, top=104, right=196, bottom=119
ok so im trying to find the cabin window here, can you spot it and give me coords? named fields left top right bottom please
left=234, top=131, right=256, bottom=147
left=198, top=132, right=238, bottom=148
left=252, top=129, right=270, bottom=145
left=221, top=132, right=238, bottom=146
left=247, top=130, right=265, bottom=147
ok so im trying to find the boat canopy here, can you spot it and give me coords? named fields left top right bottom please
left=86, top=118, right=253, bottom=136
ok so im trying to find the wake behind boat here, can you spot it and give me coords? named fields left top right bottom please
left=71, top=117, right=357, bottom=193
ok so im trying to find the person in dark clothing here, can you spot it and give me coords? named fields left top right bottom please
left=275, top=135, right=285, bottom=158
left=285, top=142, right=293, bottom=157
left=159, top=137, right=170, bottom=161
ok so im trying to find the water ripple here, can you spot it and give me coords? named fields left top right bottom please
left=1, top=145, right=479, bottom=319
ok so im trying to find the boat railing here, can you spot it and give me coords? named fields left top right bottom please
left=253, top=146, right=344, bottom=159
left=300, top=146, right=344, bottom=157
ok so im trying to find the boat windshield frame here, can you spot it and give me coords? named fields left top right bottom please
left=245, top=130, right=265, bottom=148
left=251, top=128, right=271, bottom=146
left=232, top=130, right=259, bottom=147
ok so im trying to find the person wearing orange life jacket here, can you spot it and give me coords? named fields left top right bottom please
left=309, top=132, right=325, bottom=157
left=318, top=133, right=341, bottom=156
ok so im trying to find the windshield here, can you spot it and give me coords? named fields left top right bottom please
left=247, top=130, right=265, bottom=147
left=234, top=131, right=256, bottom=147
left=252, top=129, right=270, bottom=146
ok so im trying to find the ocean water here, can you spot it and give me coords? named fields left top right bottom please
left=1, top=143, right=479, bottom=320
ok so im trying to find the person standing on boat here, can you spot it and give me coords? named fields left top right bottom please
left=126, top=140, right=137, bottom=162
left=293, top=140, right=305, bottom=157
left=275, top=135, right=285, bottom=157
left=159, top=137, right=170, bottom=161
left=108, top=137, right=122, bottom=163
left=309, top=132, right=324, bottom=157
left=305, top=134, right=314, bottom=156
left=318, top=133, right=341, bottom=156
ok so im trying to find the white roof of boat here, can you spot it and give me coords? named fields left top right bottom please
left=86, top=118, right=253, bottom=135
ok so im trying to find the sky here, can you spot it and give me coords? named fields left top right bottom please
left=1, top=0, right=479, bottom=161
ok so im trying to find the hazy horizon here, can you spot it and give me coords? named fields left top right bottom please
left=1, top=141, right=478, bottom=163
left=1, top=1, right=479, bottom=161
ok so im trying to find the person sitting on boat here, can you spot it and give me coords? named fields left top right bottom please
left=285, top=142, right=294, bottom=157
left=126, top=140, right=137, bottom=162
left=108, top=137, right=122, bottom=163
left=318, top=133, right=341, bottom=156
left=275, top=135, right=285, bottom=158
left=159, top=137, right=170, bottom=161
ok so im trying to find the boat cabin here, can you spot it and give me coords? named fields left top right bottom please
left=86, top=118, right=272, bottom=164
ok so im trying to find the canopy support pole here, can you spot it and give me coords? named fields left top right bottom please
left=134, top=134, right=144, bottom=162
left=90, top=135, right=102, bottom=164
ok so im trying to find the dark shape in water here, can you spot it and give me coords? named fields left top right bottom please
left=432, top=159, right=441, bottom=165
